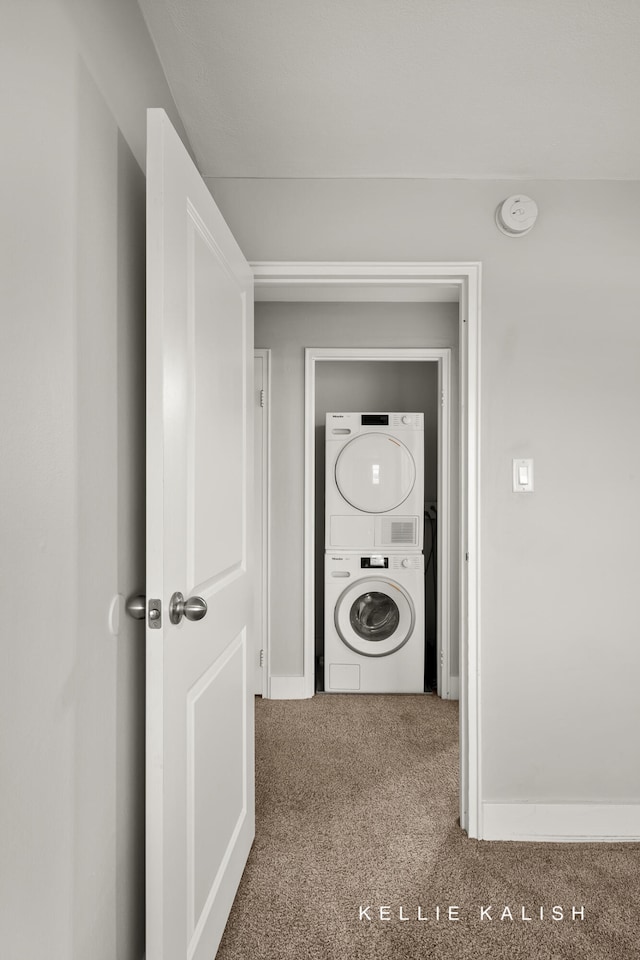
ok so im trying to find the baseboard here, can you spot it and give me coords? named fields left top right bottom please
left=268, top=675, right=311, bottom=700
left=482, top=802, right=640, bottom=842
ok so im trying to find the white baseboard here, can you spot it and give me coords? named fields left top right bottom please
left=268, top=675, right=311, bottom=700
left=482, top=802, right=640, bottom=842
left=270, top=675, right=460, bottom=701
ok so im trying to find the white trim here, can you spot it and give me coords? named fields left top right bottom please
left=303, top=348, right=316, bottom=698
left=255, top=283, right=459, bottom=302
left=482, top=803, right=640, bottom=842
left=254, top=349, right=271, bottom=698
left=448, top=675, right=460, bottom=701
left=252, top=260, right=482, bottom=283
left=464, top=265, right=482, bottom=839
left=251, top=261, right=482, bottom=840
left=269, top=676, right=311, bottom=700
left=436, top=351, right=451, bottom=700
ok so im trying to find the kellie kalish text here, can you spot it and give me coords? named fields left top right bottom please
left=358, top=905, right=586, bottom=922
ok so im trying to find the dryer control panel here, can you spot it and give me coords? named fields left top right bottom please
left=327, top=412, right=424, bottom=436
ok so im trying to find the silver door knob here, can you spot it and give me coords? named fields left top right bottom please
left=169, top=591, right=208, bottom=625
left=125, top=594, right=146, bottom=620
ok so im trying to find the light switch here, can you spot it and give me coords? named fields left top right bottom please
left=513, top=458, right=534, bottom=493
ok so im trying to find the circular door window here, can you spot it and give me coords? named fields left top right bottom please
left=334, top=577, right=415, bottom=657
left=350, top=592, right=400, bottom=641
left=334, top=433, right=416, bottom=513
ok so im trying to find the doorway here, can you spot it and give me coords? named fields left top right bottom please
left=310, top=351, right=454, bottom=698
left=251, top=261, right=481, bottom=836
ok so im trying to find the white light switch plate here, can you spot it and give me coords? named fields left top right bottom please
left=513, top=458, right=534, bottom=493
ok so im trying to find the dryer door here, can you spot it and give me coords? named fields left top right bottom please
left=334, top=577, right=415, bottom=657
left=334, top=433, right=416, bottom=513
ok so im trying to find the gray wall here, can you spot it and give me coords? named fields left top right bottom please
left=222, top=178, right=640, bottom=804
left=255, top=301, right=459, bottom=676
left=0, top=2, right=190, bottom=958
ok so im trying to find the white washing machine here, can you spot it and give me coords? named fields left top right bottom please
left=325, top=412, right=424, bottom=551
left=324, top=553, right=425, bottom=694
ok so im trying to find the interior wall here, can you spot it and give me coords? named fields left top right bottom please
left=255, top=301, right=459, bottom=677
left=0, top=3, right=190, bottom=958
left=216, top=177, right=640, bottom=805
left=314, top=360, right=440, bottom=683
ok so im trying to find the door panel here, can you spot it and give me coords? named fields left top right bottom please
left=187, top=633, right=246, bottom=935
left=188, top=213, right=246, bottom=588
left=146, top=108, right=254, bottom=960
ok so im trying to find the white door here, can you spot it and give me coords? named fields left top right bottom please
left=146, top=108, right=254, bottom=960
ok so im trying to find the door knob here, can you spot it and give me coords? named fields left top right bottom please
left=169, top=591, right=208, bottom=625
left=125, top=594, right=146, bottom=620
left=126, top=595, right=161, bottom=627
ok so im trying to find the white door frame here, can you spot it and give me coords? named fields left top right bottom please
left=251, top=261, right=481, bottom=839
left=254, top=348, right=271, bottom=698
left=307, top=347, right=452, bottom=699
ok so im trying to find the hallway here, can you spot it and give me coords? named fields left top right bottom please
left=217, top=695, right=639, bottom=959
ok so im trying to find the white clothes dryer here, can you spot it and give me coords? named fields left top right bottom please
left=325, top=412, right=424, bottom=551
left=324, top=553, right=425, bottom=694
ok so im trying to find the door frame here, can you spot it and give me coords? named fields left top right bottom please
left=308, top=347, right=452, bottom=699
left=251, top=261, right=481, bottom=840
left=254, top=348, right=271, bottom=698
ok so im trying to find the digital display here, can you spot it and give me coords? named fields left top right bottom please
left=361, top=414, right=388, bottom=425
left=361, top=556, right=389, bottom=568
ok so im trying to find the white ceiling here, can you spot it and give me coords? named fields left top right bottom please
left=138, top=0, right=640, bottom=180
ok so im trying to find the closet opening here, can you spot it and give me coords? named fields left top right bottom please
left=311, top=353, right=456, bottom=700
left=252, top=261, right=481, bottom=837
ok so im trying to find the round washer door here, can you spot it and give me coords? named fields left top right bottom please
left=334, top=433, right=416, bottom=513
left=334, top=577, right=415, bottom=657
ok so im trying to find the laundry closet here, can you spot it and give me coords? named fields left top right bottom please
left=254, top=299, right=460, bottom=700
left=319, top=377, right=433, bottom=693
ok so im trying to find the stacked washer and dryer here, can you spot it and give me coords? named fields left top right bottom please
left=324, top=412, right=425, bottom=694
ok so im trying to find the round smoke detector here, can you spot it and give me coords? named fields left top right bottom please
left=495, top=195, right=538, bottom=237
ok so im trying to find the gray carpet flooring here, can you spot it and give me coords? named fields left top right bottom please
left=216, top=694, right=639, bottom=959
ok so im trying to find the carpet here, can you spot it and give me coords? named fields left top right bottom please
left=216, top=694, right=639, bottom=959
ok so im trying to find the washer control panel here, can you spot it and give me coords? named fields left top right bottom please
left=326, top=553, right=424, bottom=578
left=389, top=555, right=422, bottom=570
